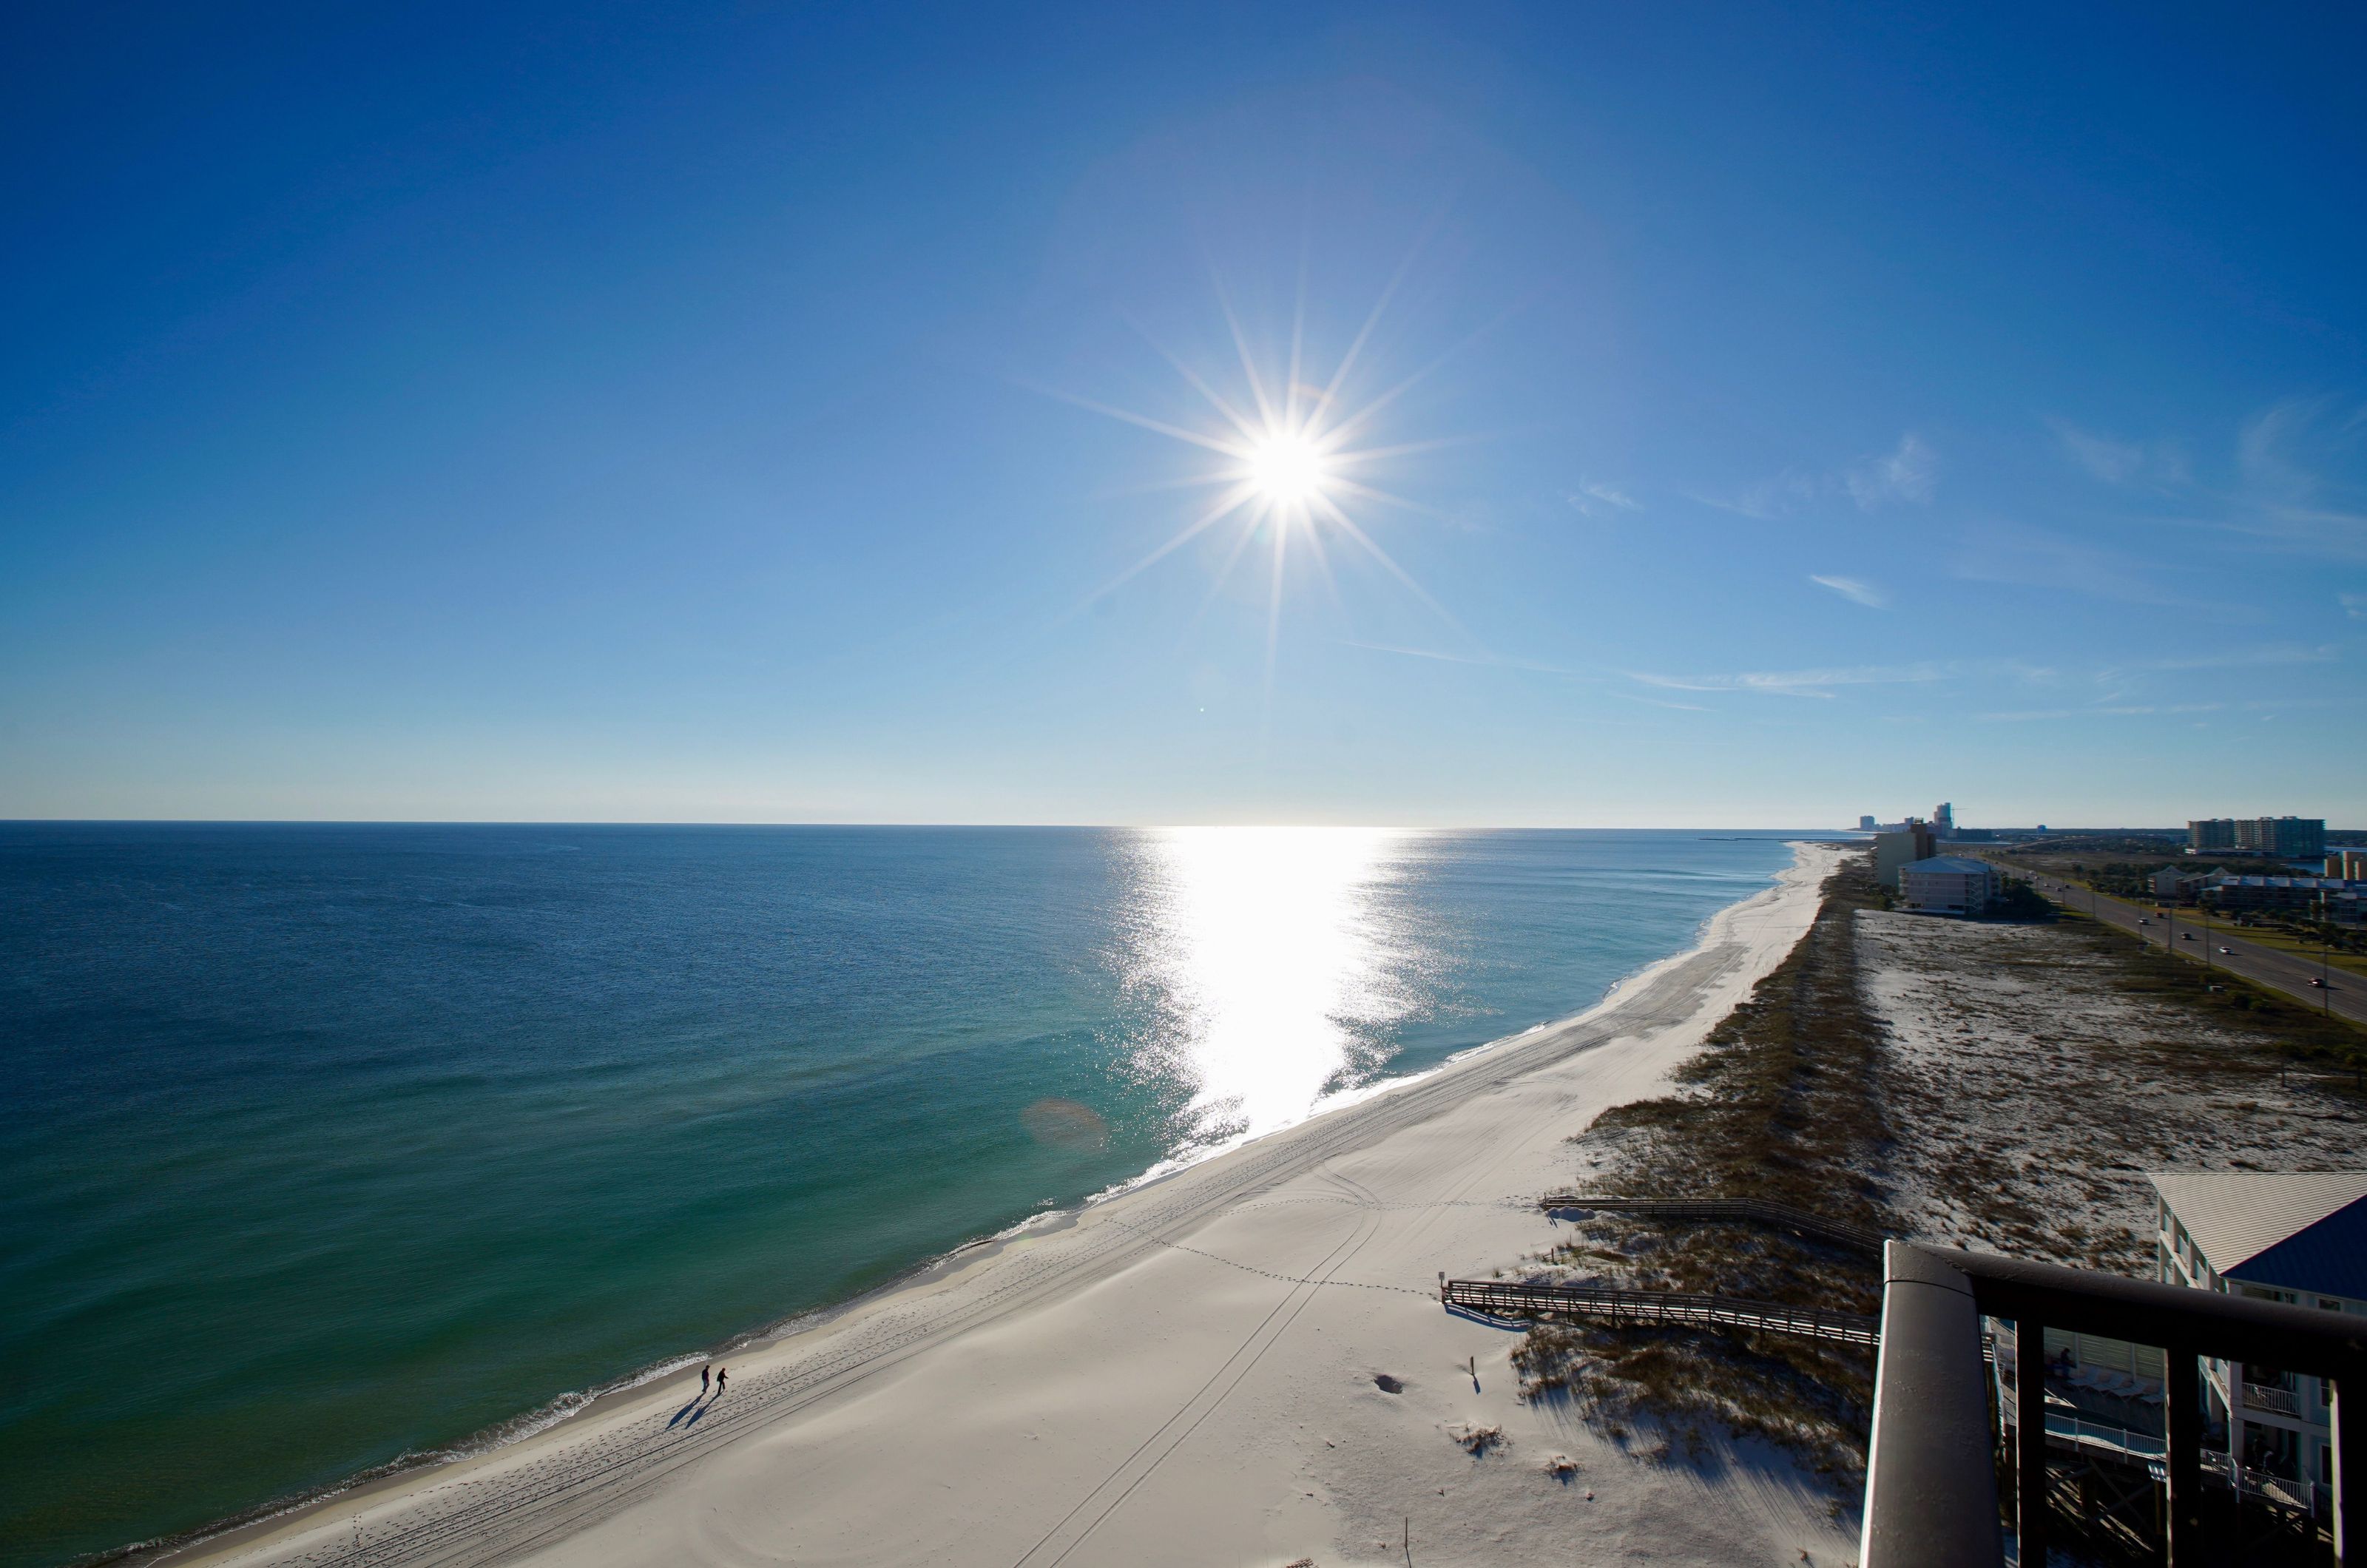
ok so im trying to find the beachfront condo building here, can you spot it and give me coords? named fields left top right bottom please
left=2200, top=873, right=2366, bottom=917
left=1897, top=855, right=1997, bottom=916
left=2152, top=1171, right=2367, bottom=1507
left=1873, top=820, right=1937, bottom=888
left=2190, top=817, right=2328, bottom=858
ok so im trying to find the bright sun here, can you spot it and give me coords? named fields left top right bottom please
left=1048, top=264, right=1465, bottom=674
left=1246, top=430, right=1328, bottom=506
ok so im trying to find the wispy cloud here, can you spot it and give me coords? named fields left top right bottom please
left=1698, top=468, right=1820, bottom=520
left=2049, top=419, right=2189, bottom=490
left=1340, top=640, right=1593, bottom=679
left=2096, top=642, right=2335, bottom=684
left=1621, top=641, right=2334, bottom=717
left=2224, top=397, right=2367, bottom=561
left=1809, top=574, right=1889, bottom=609
left=1979, top=703, right=2224, bottom=723
left=1843, top=433, right=1937, bottom=510
left=2344, top=593, right=2367, bottom=621
left=1695, top=433, right=1937, bottom=518
left=1626, top=662, right=1952, bottom=699
left=1948, top=521, right=2189, bottom=606
left=1566, top=480, right=1641, bottom=518
left=2070, top=399, right=2367, bottom=564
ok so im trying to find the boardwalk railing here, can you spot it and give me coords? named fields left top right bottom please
left=1860, top=1242, right=2367, bottom=1568
left=1441, top=1277, right=1880, bottom=1347
left=1536, top=1193, right=1890, bottom=1254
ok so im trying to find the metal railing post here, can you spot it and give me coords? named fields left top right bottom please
left=2015, top=1318, right=2047, bottom=1565
left=2164, top=1348, right=2202, bottom=1565
left=2337, top=1375, right=2361, bottom=1567
left=1857, top=1246, right=2366, bottom=1567
left=1862, top=1243, right=2002, bottom=1567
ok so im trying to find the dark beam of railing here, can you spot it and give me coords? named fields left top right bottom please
left=2013, top=1314, right=2045, bottom=1567
left=2340, top=1380, right=2363, bottom=1567
left=2164, top=1348, right=2202, bottom=1567
left=1861, top=1246, right=2002, bottom=1567
left=1862, top=1242, right=2367, bottom=1568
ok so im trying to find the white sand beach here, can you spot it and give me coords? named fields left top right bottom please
left=177, top=842, right=1846, bottom=1568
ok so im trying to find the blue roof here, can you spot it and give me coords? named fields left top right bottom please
left=2151, top=1173, right=2367, bottom=1301
left=2241, top=1208, right=2367, bottom=1300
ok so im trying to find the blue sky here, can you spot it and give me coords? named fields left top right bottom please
left=4, top=3, right=2363, bottom=827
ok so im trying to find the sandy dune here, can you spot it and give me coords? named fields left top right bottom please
left=1859, top=908, right=2365, bottom=1271
left=179, top=844, right=1845, bottom=1568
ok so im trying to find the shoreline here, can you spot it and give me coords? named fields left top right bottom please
left=157, top=842, right=1840, bottom=1568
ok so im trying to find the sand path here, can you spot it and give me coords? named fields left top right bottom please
left=180, top=844, right=1845, bottom=1568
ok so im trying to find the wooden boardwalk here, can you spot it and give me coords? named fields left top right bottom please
left=1536, top=1193, right=1890, bottom=1255
left=1441, top=1277, right=1881, bottom=1347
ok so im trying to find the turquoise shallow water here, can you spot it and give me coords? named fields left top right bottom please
left=0, top=824, right=1797, bottom=1567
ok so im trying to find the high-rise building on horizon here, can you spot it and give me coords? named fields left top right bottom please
left=2189, top=817, right=2325, bottom=858
left=1874, top=819, right=1937, bottom=888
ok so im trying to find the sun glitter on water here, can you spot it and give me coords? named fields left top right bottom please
left=1120, top=825, right=1417, bottom=1149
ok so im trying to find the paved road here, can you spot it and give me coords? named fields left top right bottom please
left=2019, top=872, right=2367, bottom=1027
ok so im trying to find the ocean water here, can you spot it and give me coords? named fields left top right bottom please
left=0, top=824, right=1797, bottom=1568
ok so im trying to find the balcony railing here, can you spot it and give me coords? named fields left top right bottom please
left=2204, top=1451, right=2331, bottom=1519
left=1859, top=1243, right=2367, bottom=1567
left=2243, top=1379, right=2303, bottom=1416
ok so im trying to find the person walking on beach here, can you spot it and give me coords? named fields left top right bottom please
left=715, top=1367, right=728, bottom=1394
left=700, top=1364, right=710, bottom=1394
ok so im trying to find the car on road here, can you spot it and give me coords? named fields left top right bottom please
left=2182, top=932, right=2195, bottom=941
left=2220, top=946, right=2233, bottom=955
left=2311, top=977, right=2327, bottom=987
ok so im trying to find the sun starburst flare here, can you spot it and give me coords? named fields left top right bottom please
left=1042, top=261, right=1485, bottom=675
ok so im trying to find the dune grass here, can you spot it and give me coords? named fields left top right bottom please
left=1513, top=855, right=1892, bottom=1481
left=1514, top=851, right=2363, bottom=1490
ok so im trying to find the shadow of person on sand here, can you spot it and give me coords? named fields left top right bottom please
left=667, top=1396, right=704, bottom=1429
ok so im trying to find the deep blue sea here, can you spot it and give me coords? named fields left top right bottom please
left=0, top=824, right=1798, bottom=1567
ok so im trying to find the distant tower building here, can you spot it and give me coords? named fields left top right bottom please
left=1874, top=819, right=1937, bottom=888
left=2190, top=819, right=2237, bottom=851
left=1934, top=802, right=1955, bottom=836
left=2196, top=817, right=2326, bottom=858
left=1859, top=814, right=1877, bottom=831
left=2253, top=817, right=2325, bottom=859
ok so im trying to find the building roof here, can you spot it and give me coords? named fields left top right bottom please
left=1902, top=856, right=1994, bottom=876
left=2149, top=1172, right=2367, bottom=1300
left=2209, top=875, right=2365, bottom=891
